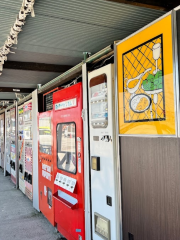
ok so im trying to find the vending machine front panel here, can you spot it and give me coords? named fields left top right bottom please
left=38, top=110, right=55, bottom=226
left=24, top=100, right=33, bottom=200
left=5, top=111, right=11, bottom=174
left=53, top=83, right=85, bottom=240
left=89, top=64, right=119, bottom=240
left=18, top=105, right=25, bottom=194
left=0, top=115, right=1, bottom=167
left=0, top=113, right=5, bottom=169
left=10, top=108, right=16, bottom=185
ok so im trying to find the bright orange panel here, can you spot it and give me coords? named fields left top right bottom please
left=116, top=14, right=177, bottom=136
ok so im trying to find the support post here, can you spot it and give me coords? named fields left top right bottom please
left=15, top=100, right=19, bottom=189
left=4, top=110, right=7, bottom=176
left=82, top=63, right=92, bottom=240
left=32, top=89, right=40, bottom=211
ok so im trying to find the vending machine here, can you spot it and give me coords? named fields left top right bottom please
left=88, top=64, right=120, bottom=240
left=23, top=100, right=33, bottom=200
left=53, top=83, right=85, bottom=240
left=10, top=107, right=16, bottom=184
left=5, top=111, right=11, bottom=174
left=18, top=105, right=25, bottom=194
left=0, top=115, right=1, bottom=168
left=0, top=113, right=5, bottom=169
left=38, top=110, right=55, bottom=225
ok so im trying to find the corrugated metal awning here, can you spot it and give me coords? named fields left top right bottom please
left=0, top=0, right=165, bottom=102
left=15, top=0, right=164, bottom=58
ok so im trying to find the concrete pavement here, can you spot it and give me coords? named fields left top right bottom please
left=0, top=168, right=62, bottom=240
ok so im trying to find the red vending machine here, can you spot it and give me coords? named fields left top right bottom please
left=53, top=83, right=85, bottom=240
left=38, top=110, right=55, bottom=226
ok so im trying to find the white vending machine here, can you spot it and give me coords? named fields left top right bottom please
left=88, top=64, right=120, bottom=240
left=0, top=113, right=5, bottom=169
left=18, top=105, right=25, bottom=194
left=10, top=107, right=16, bottom=185
left=23, top=100, right=33, bottom=200
left=5, top=111, right=11, bottom=174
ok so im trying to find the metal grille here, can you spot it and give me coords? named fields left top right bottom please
left=123, top=34, right=165, bottom=122
left=44, top=89, right=59, bottom=111
left=45, top=92, right=53, bottom=111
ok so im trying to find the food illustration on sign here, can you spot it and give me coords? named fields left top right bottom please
left=123, top=35, right=165, bottom=122
left=130, top=94, right=151, bottom=113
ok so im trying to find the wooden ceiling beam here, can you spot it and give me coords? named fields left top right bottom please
left=0, top=99, right=14, bottom=102
left=106, top=0, right=180, bottom=11
left=3, top=61, right=73, bottom=73
left=0, top=87, right=34, bottom=93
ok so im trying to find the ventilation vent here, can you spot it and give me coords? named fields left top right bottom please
left=43, top=87, right=61, bottom=111
left=45, top=92, right=53, bottom=111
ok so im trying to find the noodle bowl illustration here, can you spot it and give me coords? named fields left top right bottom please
left=130, top=94, right=151, bottom=113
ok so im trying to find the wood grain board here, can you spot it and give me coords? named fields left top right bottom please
left=120, top=137, right=180, bottom=240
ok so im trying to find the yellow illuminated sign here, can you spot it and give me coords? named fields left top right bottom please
left=116, top=14, right=177, bottom=136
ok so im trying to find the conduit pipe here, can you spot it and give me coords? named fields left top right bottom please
left=1, top=44, right=114, bottom=111
left=38, top=44, right=113, bottom=94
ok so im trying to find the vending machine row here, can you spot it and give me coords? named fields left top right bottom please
left=38, top=63, right=120, bottom=240
left=38, top=83, right=85, bottom=240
